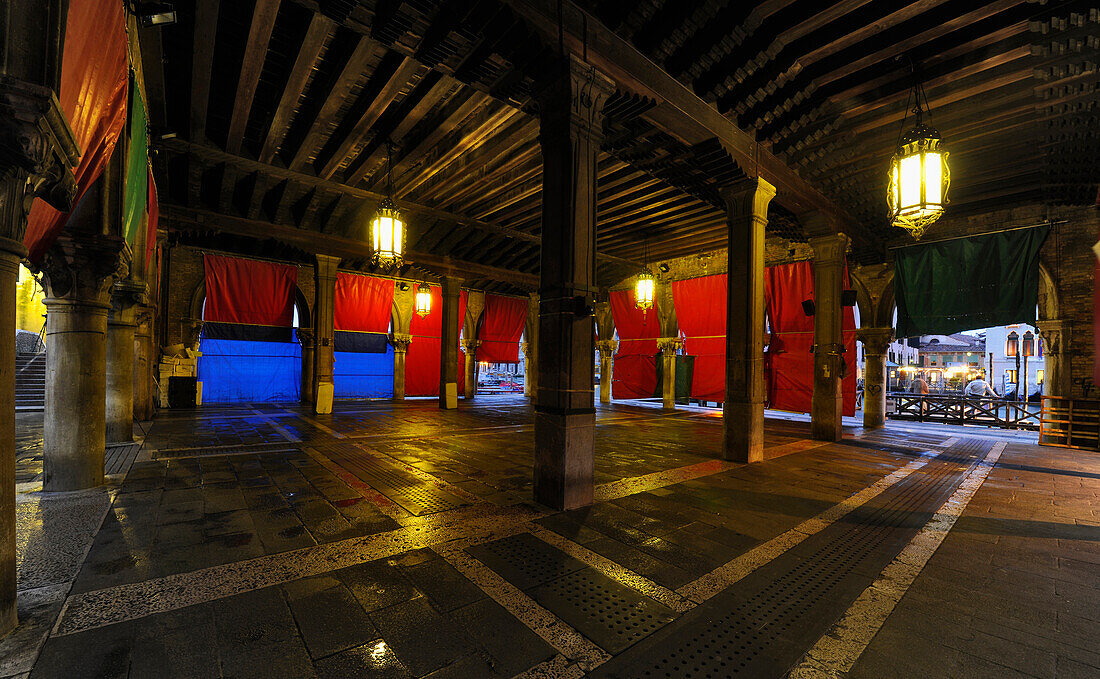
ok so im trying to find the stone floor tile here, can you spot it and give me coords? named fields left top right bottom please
left=369, top=598, right=478, bottom=677
left=284, top=578, right=378, bottom=659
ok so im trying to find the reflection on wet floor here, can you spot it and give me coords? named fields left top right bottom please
left=8, top=396, right=1098, bottom=679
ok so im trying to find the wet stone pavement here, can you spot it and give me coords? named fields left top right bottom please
left=6, top=396, right=1100, bottom=678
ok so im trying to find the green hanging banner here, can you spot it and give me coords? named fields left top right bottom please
left=122, top=79, right=148, bottom=246
left=894, top=225, right=1049, bottom=338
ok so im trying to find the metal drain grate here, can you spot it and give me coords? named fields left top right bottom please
left=324, top=447, right=468, bottom=515
left=592, top=439, right=989, bottom=677
left=155, top=442, right=302, bottom=459
left=530, top=568, right=676, bottom=654
left=467, top=533, right=588, bottom=590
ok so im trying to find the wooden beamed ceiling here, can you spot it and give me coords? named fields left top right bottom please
left=145, top=0, right=1099, bottom=293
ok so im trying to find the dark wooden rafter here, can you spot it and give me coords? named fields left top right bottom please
left=226, top=0, right=282, bottom=155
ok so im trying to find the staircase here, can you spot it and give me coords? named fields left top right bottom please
left=16, top=352, right=45, bottom=411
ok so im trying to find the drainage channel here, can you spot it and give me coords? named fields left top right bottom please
left=590, top=437, right=991, bottom=679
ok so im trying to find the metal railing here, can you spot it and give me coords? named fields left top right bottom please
left=1040, top=396, right=1100, bottom=451
left=887, top=392, right=1041, bottom=430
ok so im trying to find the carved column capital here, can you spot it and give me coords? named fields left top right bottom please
left=856, top=327, right=894, bottom=355
left=297, top=328, right=315, bottom=349
left=185, top=319, right=205, bottom=351
left=720, top=177, right=777, bottom=223
left=34, top=234, right=128, bottom=305
left=1036, top=319, right=1070, bottom=356
left=534, top=55, right=616, bottom=141
left=595, top=339, right=618, bottom=356
left=390, top=332, right=413, bottom=352
left=808, top=231, right=851, bottom=264
left=656, top=337, right=683, bottom=356
left=460, top=339, right=481, bottom=353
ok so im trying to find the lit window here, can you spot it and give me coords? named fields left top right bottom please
left=1022, top=332, right=1034, bottom=357
left=1036, top=369, right=1044, bottom=384
left=1005, top=332, right=1019, bottom=358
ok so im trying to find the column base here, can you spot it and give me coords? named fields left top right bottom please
left=723, top=400, right=763, bottom=463
left=314, top=382, right=334, bottom=415
left=439, top=382, right=458, bottom=410
left=534, top=410, right=595, bottom=509
left=811, top=396, right=843, bottom=442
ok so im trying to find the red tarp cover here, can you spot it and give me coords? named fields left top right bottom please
left=203, top=254, right=298, bottom=327
left=25, top=0, right=128, bottom=262
left=1094, top=224, right=1100, bottom=385
left=335, top=273, right=394, bottom=332
left=671, top=274, right=727, bottom=401
left=405, top=287, right=467, bottom=397
left=764, top=261, right=856, bottom=416
left=609, top=289, right=661, bottom=399
left=145, top=165, right=158, bottom=269
left=478, top=294, right=527, bottom=363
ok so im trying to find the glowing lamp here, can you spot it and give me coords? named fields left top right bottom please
left=371, top=197, right=403, bottom=268
left=635, top=270, right=655, bottom=311
left=888, top=123, right=948, bottom=239
left=415, top=283, right=431, bottom=318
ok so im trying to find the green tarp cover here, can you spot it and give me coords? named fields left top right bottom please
left=122, top=82, right=147, bottom=246
left=894, top=226, right=1049, bottom=338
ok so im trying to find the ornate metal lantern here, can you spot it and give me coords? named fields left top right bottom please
left=888, top=71, right=949, bottom=239
left=371, top=143, right=404, bottom=268
left=635, top=269, right=655, bottom=311
left=415, top=282, right=431, bottom=318
left=635, top=237, right=655, bottom=311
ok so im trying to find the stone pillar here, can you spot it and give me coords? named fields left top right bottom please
left=857, top=327, right=893, bottom=429
left=462, top=339, right=480, bottom=400
left=523, top=292, right=539, bottom=400
left=105, top=280, right=145, bottom=443
left=722, top=178, right=776, bottom=463
left=0, top=7, right=80, bottom=634
left=594, top=340, right=616, bottom=404
left=1037, top=319, right=1070, bottom=398
left=439, top=276, right=461, bottom=409
left=312, top=255, right=339, bottom=414
left=133, top=305, right=155, bottom=421
left=808, top=232, right=850, bottom=442
left=533, top=56, right=614, bottom=509
left=298, top=328, right=315, bottom=405
left=39, top=234, right=127, bottom=490
left=391, top=333, right=411, bottom=399
left=657, top=337, right=682, bottom=411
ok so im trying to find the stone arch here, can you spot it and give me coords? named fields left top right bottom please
left=1037, top=261, right=1059, bottom=321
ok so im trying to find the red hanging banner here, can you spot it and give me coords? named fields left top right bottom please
left=405, top=287, right=467, bottom=397
left=477, top=294, right=527, bottom=363
left=25, top=0, right=128, bottom=262
left=335, top=273, right=394, bottom=353
left=609, top=289, right=661, bottom=399
left=203, top=254, right=298, bottom=341
left=671, top=274, right=727, bottom=401
left=145, top=165, right=158, bottom=269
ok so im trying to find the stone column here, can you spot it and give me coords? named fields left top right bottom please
left=594, top=340, right=617, bottom=404
left=1037, top=319, right=1071, bottom=398
left=439, top=276, right=462, bottom=409
left=0, top=4, right=79, bottom=636
left=39, top=234, right=128, bottom=489
left=523, top=292, right=539, bottom=400
left=808, top=232, right=850, bottom=442
left=533, top=56, right=614, bottom=509
left=461, top=339, right=480, bottom=400
left=391, top=333, right=412, bottom=399
left=312, top=254, right=339, bottom=414
left=298, top=328, right=315, bottom=405
left=857, top=327, right=893, bottom=429
left=393, top=332, right=413, bottom=400
left=657, top=337, right=682, bottom=411
left=133, top=305, right=155, bottom=421
left=105, top=280, right=145, bottom=443
left=722, top=178, right=776, bottom=463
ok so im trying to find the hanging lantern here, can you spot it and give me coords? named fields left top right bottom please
left=887, top=68, right=949, bottom=240
left=371, top=197, right=403, bottom=268
left=371, top=142, right=404, bottom=268
left=635, top=269, right=655, bottom=311
left=415, top=282, right=431, bottom=317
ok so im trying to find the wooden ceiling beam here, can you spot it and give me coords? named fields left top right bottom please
left=259, top=12, right=332, bottom=164
left=226, top=0, right=282, bottom=155
left=318, top=55, right=420, bottom=179
left=189, top=0, right=219, bottom=143
left=163, top=204, right=541, bottom=287
left=500, top=0, right=864, bottom=230
left=288, top=37, right=377, bottom=172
